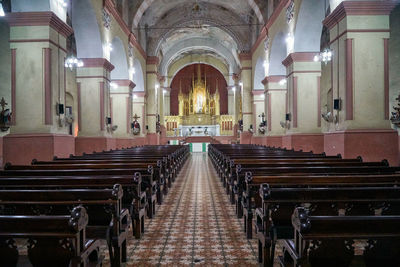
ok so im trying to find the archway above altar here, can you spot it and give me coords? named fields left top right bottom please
left=166, top=64, right=233, bottom=137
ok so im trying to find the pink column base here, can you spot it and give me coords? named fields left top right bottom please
left=75, top=137, right=116, bottom=156
left=3, top=134, right=75, bottom=165
left=240, top=132, right=253, bottom=144
left=266, top=136, right=283, bottom=148
left=251, top=136, right=265, bottom=145
left=324, top=129, right=399, bottom=166
left=115, top=137, right=147, bottom=149
left=213, top=136, right=236, bottom=144
left=146, top=133, right=160, bottom=145
left=282, top=134, right=324, bottom=153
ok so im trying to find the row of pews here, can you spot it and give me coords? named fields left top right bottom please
left=208, top=144, right=400, bottom=267
left=0, top=145, right=190, bottom=267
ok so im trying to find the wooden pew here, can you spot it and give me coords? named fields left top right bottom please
left=2, top=165, right=159, bottom=219
left=256, top=184, right=400, bottom=267
left=32, top=158, right=168, bottom=204
left=280, top=207, right=400, bottom=267
left=227, top=159, right=388, bottom=205
left=242, top=172, right=400, bottom=239
left=0, top=185, right=128, bottom=267
left=0, top=174, right=146, bottom=239
left=0, top=206, right=102, bottom=267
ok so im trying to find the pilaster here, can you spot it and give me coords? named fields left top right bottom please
left=4, top=12, right=75, bottom=164
left=322, top=1, right=398, bottom=164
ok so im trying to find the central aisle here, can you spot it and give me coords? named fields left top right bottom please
left=127, top=153, right=258, bottom=266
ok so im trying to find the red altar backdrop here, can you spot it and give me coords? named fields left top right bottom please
left=170, top=64, right=228, bottom=115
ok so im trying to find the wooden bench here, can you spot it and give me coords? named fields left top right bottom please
left=0, top=206, right=102, bottom=267
left=256, top=184, right=400, bottom=267
left=0, top=174, right=146, bottom=239
left=2, top=165, right=159, bottom=219
left=280, top=207, right=400, bottom=267
left=242, top=172, right=400, bottom=239
left=0, top=185, right=129, bottom=267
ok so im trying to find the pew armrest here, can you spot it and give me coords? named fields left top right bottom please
left=279, top=239, right=302, bottom=264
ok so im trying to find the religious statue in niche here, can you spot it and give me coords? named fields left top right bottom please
left=238, top=119, right=243, bottom=133
left=131, top=114, right=141, bottom=135
left=0, top=97, right=11, bottom=132
left=258, top=112, right=267, bottom=135
left=391, top=94, right=400, bottom=127
left=156, top=114, right=161, bottom=134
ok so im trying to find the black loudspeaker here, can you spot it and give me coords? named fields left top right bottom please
left=56, top=103, right=64, bottom=115
left=106, top=117, right=112, bottom=124
left=333, top=98, right=341, bottom=110
left=146, top=125, right=149, bottom=130
left=285, top=113, right=291, bottom=121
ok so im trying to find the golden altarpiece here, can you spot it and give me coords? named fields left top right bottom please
left=165, top=65, right=233, bottom=136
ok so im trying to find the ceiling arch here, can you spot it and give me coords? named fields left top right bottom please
left=159, top=37, right=240, bottom=77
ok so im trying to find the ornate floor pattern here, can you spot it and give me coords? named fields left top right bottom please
left=125, top=153, right=259, bottom=266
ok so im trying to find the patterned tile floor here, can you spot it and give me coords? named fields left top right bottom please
left=125, top=153, right=259, bottom=266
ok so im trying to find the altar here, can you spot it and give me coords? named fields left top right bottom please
left=179, top=125, right=220, bottom=137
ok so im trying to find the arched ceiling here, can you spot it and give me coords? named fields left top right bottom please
left=126, top=0, right=267, bottom=80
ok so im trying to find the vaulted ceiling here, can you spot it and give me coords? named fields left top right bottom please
left=127, top=0, right=268, bottom=74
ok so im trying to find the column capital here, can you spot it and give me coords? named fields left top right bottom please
left=239, top=52, right=252, bottom=62
left=6, top=11, right=73, bottom=37
left=111, top=79, right=136, bottom=90
left=80, top=58, right=115, bottom=72
left=147, top=56, right=160, bottom=65
left=323, top=1, right=397, bottom=30
left=262, top=75, right=287, bottom=86
left=282, top=52, right=319, bottom=67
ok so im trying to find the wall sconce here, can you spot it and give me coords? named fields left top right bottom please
left=0, top=2, right=5, bottom=16
left=58, top=0, right=67, bottom=7
left=314, top=48, right=332, bottom=64
left=110, top=82, right=118, bottom=89
left=279, top=79, right=287, bottom=86
left=65, top=57, right=84, bottom=70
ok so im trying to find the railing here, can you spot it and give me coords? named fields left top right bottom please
left=164, top=114, right=234, bottom=137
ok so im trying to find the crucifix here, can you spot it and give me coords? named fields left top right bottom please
left=133, top=113, right=141, bottom=122
left=0, top=97, right=8, bottom=112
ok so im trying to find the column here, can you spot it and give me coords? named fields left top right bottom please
left=132, top=91, right=147, bottom=146
left=323, top=1, right=398, bottom=164
left=146, top=56, right=160, bottom=145
left=282, top=52, right=324, bottom=153
left=239, top=53, right=253, bottom=144
left=110, top=80, right=135, bottom=148
left=251, top=90, right=265, bottom=145
left=75, top=58, right=115, bottom=155
left=163, top=87, right=171, bottom=116
left=4, top=12, right=75, bottom=164
left=262, top=76, right=287, bottom=148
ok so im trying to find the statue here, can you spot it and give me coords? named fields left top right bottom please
left=258, top=112, right=267, bottom=134
left=0, top=97, right=11, bottom=132
left=131, top=113, right=141, bottom=135
left=391, top=94, right=400, bottom=127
